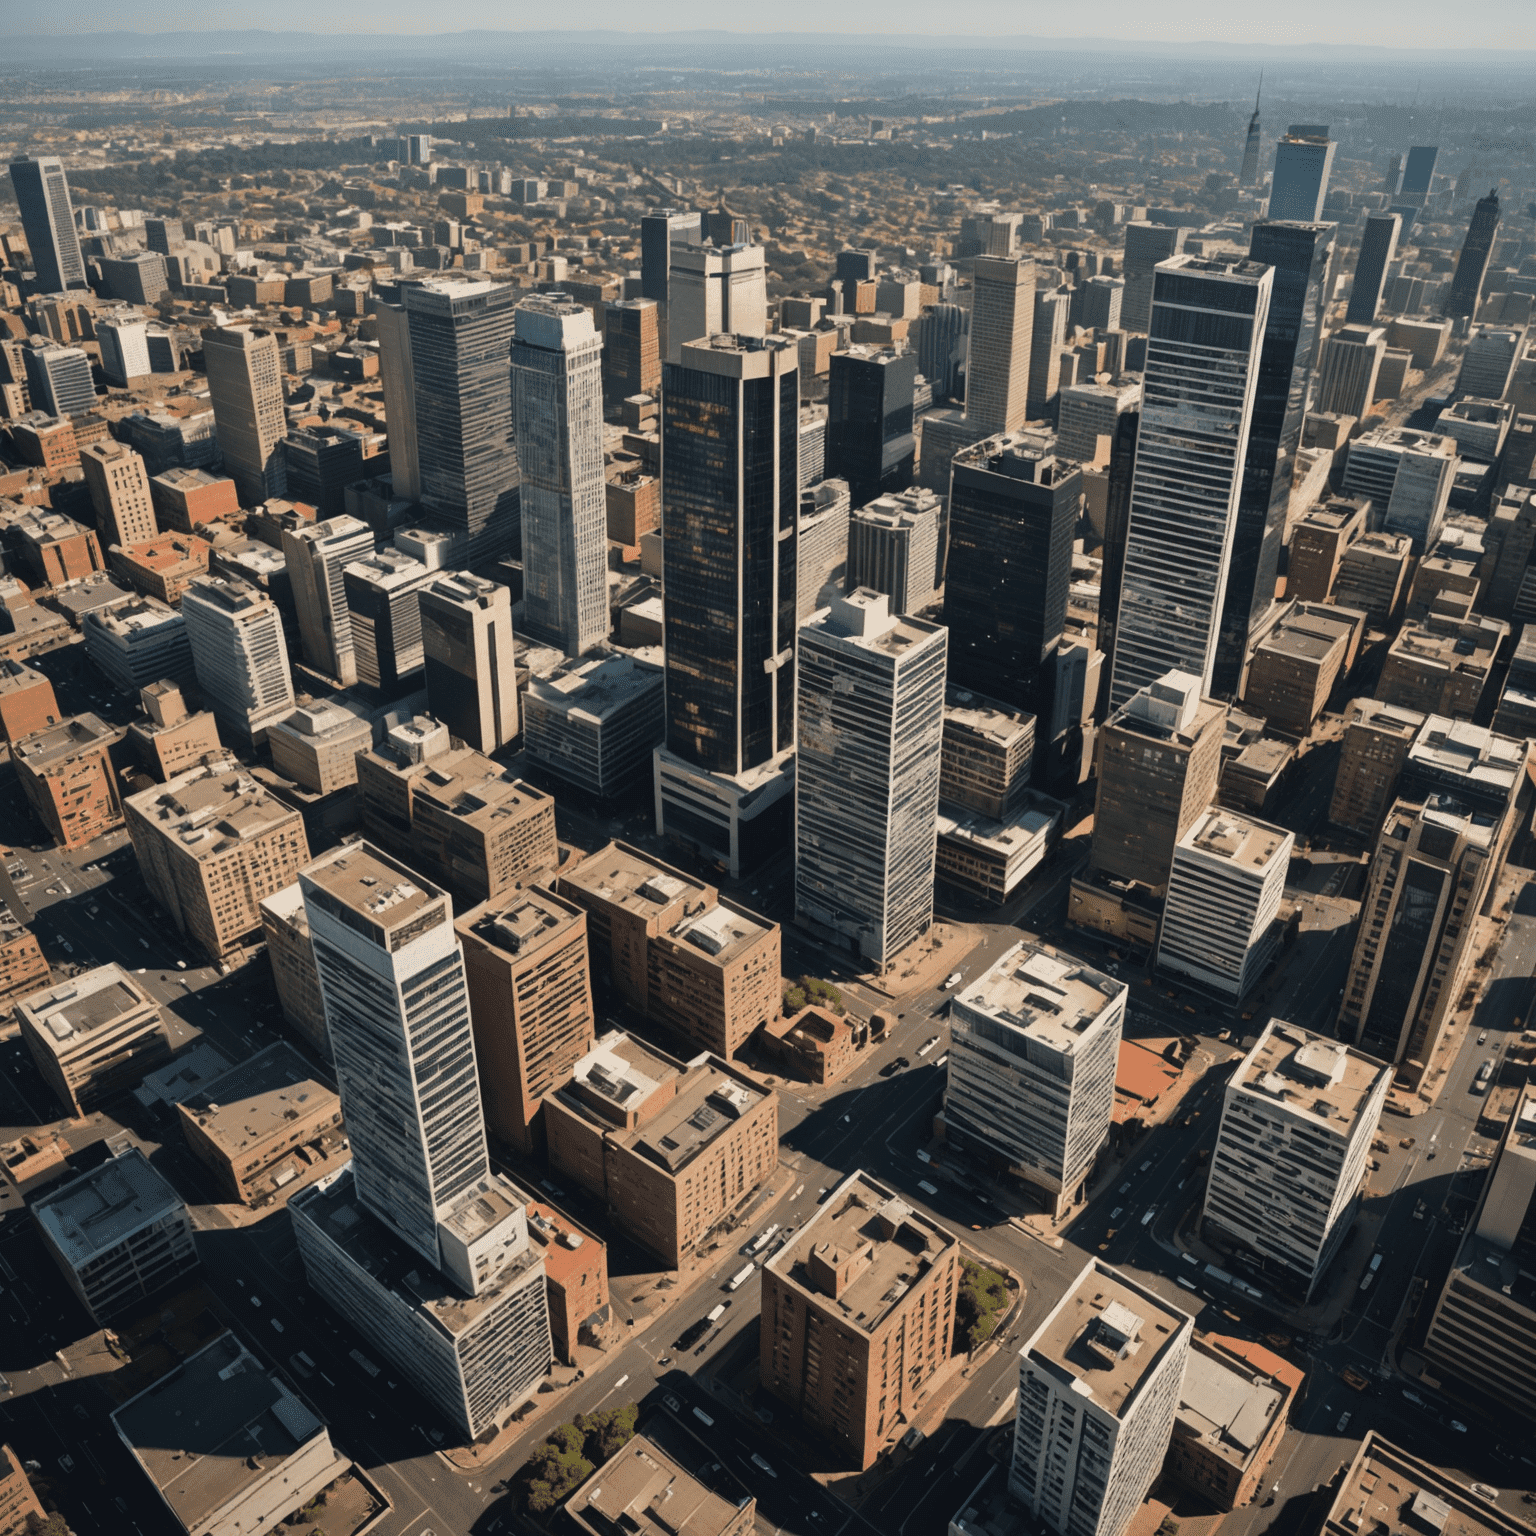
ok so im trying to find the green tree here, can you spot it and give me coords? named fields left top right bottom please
left=519, top=1421, right=593, bottom=1515
left=955, top=1260, right=1010, bottom=1351
left=577, top=1402, right=638, bottom=1462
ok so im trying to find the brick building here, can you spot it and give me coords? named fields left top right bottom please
left=0, top=911, right=48, bottom=1011
left=525, top=1197, right=609, bottom=1365
left=0, top=657, right=59, bottom=742
left=12, top=713, right=122, bottom=850
left=149, top=466, right=240, bottom=532
left=109, top=529, right=212, bottom=606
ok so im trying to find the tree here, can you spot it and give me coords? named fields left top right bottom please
left=518, top=1421, right=593, bottom=1515
left=577, top=1402, right=638, bottom=1462
left=955, top=1259, right=1011, bottom=1351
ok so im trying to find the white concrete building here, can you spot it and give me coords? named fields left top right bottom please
left=180, top=574, right=295, bottom=745
left=524, top=651, right=665, bottom=798
left=81, top=595, right=194, bottom=692
left=281, top=515, right=373, bottom=686
left=1056, top=380, right=1141, bottom=467
left=846, top=488, right=943, bottom=617
left=666, top=244, right=767, bottom=362
left=1340, top=427, right=1459, bottom=554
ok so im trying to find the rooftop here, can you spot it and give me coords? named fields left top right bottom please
left=943, top=687, right=1035, bottom=749
left=629, top=1060, right=766, bottom=1174
left=562, top=842, right=712, bottom=922
left=528, top=652, right=665, bottom=724
left=300, top=841, right=445, bottom=937
left=16, top=963, right=159, bottom=1056
left=953, top=939, right=1124, bottom=1055
left=460, top=885, right=586, bottom=961
left=126, top=759, right=299, bottom=860
left=1174, top=1336, right=1294, bottom=1471
left=1178, top=808, right=1292, bottom=873
left=1344, top=698, right=1425, bottom=738
left=936, top=797, right=1059, bottom=857
left=83, top=595, right=184, bottom=639
left=1236, top=1020, right=1389, bottom=1131
left=412, top=749, right=552, bottom=829
left=566, top=1432, right=750, bottom=1536
left=33, top=1147, right=184, bottom=1267
left=180, top=1042, right=339, bottom=1157
left=12, top=712, right=116, bottom=768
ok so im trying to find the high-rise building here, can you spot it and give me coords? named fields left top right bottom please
left=1076, top=274, right=1125, bottom=333
left=457, top=886, right=595, bottom=1155
left=1457, top=323, right=1522, bottom=400
left=1057, top=380, right=1140, bottom=466
left=1399, top=145, right=1440, bottom=204
left=655, top=334, right=798, bottom=876
left=1121, top=225, right=1186, bottom=335
left=795, top=590, right=946, bottom=968
left=404, top=277, right=520, bottom=561
left=523, top=652, right=665, bottom=798
left=760, top=1170, right=959, bottom=1469
left=945, top=940, right=1124, bottom=1218
left=1445, top=190, right=1501, bottom=319
left=201, top=326, right=287, bottom=504
left=1267, top=127, right=1335, bottom=223
left=946, top=430, right=1082, bottom=723
left=1203, top=1021, right=1389, bottom=1299
left=1327, top=697, right=1425, bottom=836
left=513, top=297, right=608, bottom=657
left=602, top=296, right=661, bottom=404
left=258, top=883, right=329, bottom=1059
left=374, top=299, right=421, bottom=503
left=1009, top=1259, right=1192, bottom=1536
left=23, top=343, right=94, bottom=418
left=796, top=479, right=851, bottom=621
left=639, top=208, right=703, bottom=305
left=1027, top=286, right=1071, bottom=418
left=420, top=572, right=518, bottom=752
left=80, top=440, right=158, bottom=551
left=343, top=548, right=431, bottom=692
left=965, top=257, right=1034, bottom=436
left=180, top=573, right=296, bottom=745
left=915, top=301, right=967, bottom=401
left=846, top=487, right=943, bottom=616
left=100, top=251, right=168, bottom=307
left=283, top=425, right=366, bottom=518
left=12, top=714, right=124, bottom=852
left=291, top=844, right=552, bottom=1439
left=1214, top=221, right=1335, bottom=694
left=1315, top=324, right=1388, bottom=419
left=1346, top=213, right=1401, bottom=325
left=1340, top=426, right=1458, bottom=553
left=826, top=345, right=917, bottom=507
left=282, top=515, right=373, bottom=686
left=665, top=244, right=767, bottom=362
left=8, top=156, right=87, bottom=293
left=97, top=312, right=152, bottom=387
left=1108, top=257, right=1271, bottom=710
left=1238, top=83, right=1263, bottom=186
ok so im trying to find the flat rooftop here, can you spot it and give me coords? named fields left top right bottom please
left=528, top=653, right=665, bottom=724
left=1344, top=698, right=1424, bottom=737
left=126, top=760, right=298, bottom=860
left=180, top=1042, right=339, bottom=1157
left=1236, top=1020, right=1388, bottom=1131
left=17, top=963, right=158, bottom=1054
left=936, top=799, right=1059, bottom=857
left=664, top=897, right=770, bottom=966
left=12, top=712, right=115, bottom=765
left=411, top=749, right=552, bottom=829
left=33, top=1147, right=184, bottom=1267
left=113, top=1332, right=334, bottom=1531
left=1175, top=1340, right=1287, bottom=1471
left=85, top=595, right=184, bottom=639
left=1390, top=615, right=1503, bottom=667
left=1406, top=716, right=1526, bottom=796
left=767, top=1170, right=957, bottom=1335
left=943, top=687, right=1035, bottom=750
left=300, top=842, right=444, bottom=934
left=954, top=940, right=1124, bottom=1056
left=567, top=1432, right=748, bottom=1536
left=1027, top=1260, right=1189, bottom=1420
left=629, top=1061, right=766, bottom=1174
left=1296, top=500, right=1368, bottom=533
left=562, top=842, right=712, bottom=921
left=1178, top=808, right=1291, bottom=873
left=460, top=885, right=585, bottom=961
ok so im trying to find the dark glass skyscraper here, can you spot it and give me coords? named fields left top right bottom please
left=1399, top=145, right=1440, bottom=204
left=1346, top=212, right=1400, bottom=326
left=945, top=430, right=1081, bottom=724
left=8, top=157, right=87, bottom=293
left=1238, top=81, right=1263, bottom=187
left=1212, top=221, right=1334, bottom=696
left=639, top=208, right=702, bottom=305
left=1445, top=190, right=1501, bottom=320
left=826, top=346, right=917, bottom=509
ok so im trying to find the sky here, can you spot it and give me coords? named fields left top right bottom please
left=14, top=1, right=1536, bottom=50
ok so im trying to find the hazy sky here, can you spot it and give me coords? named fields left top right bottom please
left=22, top=0, right=1536, bottom=48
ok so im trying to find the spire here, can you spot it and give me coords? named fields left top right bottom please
left=1254, top=71, right=1263, bottom=114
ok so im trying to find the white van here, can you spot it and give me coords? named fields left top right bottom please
left=727, top=1264, right=755, bottom=1292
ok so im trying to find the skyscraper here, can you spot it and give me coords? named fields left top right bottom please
left=373, top=300, right=421, bottom=503
left=1107, top=257, right=1272, bottom=711
left=1238, top=80, right=1263, bottom=187
left=1026, top=285, right=1071, bottom=418
left=1399, top=145, right=1440, bottom=204
left=80, top=441, right=158, bottom=551
left=97, top=313, right=151, bottom=388
left=826, top=345, right=917, bottom=507
left=914, top=302, right=967, bottom=401
left=1213, top=220, right=1334, bottom=695
left=795, top=590, right=947, bottom=968
left=282, top=515, right=373, bottom=687
left=1315, top=324, right=1388, bottom=419
left=180, top=573, right=296, bottom=745
left=291, top=843, right=552, bottom=1439
left=512, top=297, right=608, bottom=657
left=201, top=326, right=288, bottom=505
left=1444, top=189, right=1501, bottom=320
left=8, top=157, right=87, bottom=293
left=404, top=277, right=519, bottom=561
left=945, top=430, right=1081, bottom=722
left=1121, top=225, right=1186, bottom=334
left=639, top=208, right=703, bottom=305
left=602, top=297, right=661, bottom=404
left=23, top=345, right=94, bottom=418
left=1346, top=212, right=1401, bottom=326
left=420, top=572, right=518, bottom=753
left=966, top=257, right=1034, bottom=436
left=666, top=244, right=767, bottom=362
left=342, top=549, right=431, bottom=692
left=1267, top=127, right=1335, bottom=223
left=654, top=334, right=798, bottom=876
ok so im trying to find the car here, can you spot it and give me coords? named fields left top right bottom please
left=1119, top=1182, right=1132, bottom=1195
left=674, top=1319, right=710, bottom=1352
left=57, top=1456, right=74, bottom=1473
left=751, top=1453, right=778, bottom=1478
left=1478, top=1031, right=1488, bottom=1045
left=1110, top=1207, right=1123, bottom=1221
left=942, top=972, right=962, bottom=990
left=1450, top=1421, right=1468, bottom=1433
left=1471, top=1485, right=1500, bottom=1505
left=270, top=1317, right=284, bottom=1333
left=1336, top=1412, right=1352, bottom=1432
left=249, top=1294, right=262, bottom=1307
left=1401, top=1390, right=1424, bottom=1405
left=879, top=1062, right=901, bottom=1078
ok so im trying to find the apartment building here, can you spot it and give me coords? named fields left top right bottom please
left=258, top=883, right=328, bottom=1060
left=11, top=713, right=122, bottom=851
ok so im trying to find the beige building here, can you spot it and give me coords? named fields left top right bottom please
left=125, top=757, right=311, bottom=965
left=12, top=713, right=123, bottom=851
left=419, top=572, right=519, bottom=753
left=80, top=439, right=158, bottom=550
left=545, top=1031, right=778, bottom=1268
left=940, top=686, right=1036, bottom=818
left=761, top=1170, right=959, bottom=1469
left=1321, top=1436, right=1536, bottom=1536
left=1330, top=531, right=1412, bottom=625
left=267, top=697, right=373, bottom=796
left=458, top=887, right=595, bottom=1154
left=1242, top=603, right=1365, bottom=736
left=1328, top=698, right=1424, bottom=836
left=1377, top=613, right=1507, bottom=718
left=0, top=1443, right=46, bottom=1535
left=1286, top=497, right=1369, bottom=603
left=178, top=1042, right=345, bottom=1208
left=0, top=909, right=49, bottom=1011
left=16, top=965, right=171, bottom=1117
left=126, top=681, right=222, bottom=781
left=202, top=325, right=288, bottom=504
left=566, top=1432, right=754, bottom=1536
left=258, top=883, right=328, bottom=1059
left=559, top=841, right=782, bottom=1060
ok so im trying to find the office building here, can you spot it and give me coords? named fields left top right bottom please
left=796, top=479, right=851, bottom=621
left=1073, top=275, right=1123, bottom=335
left=1457, top=324, right=1523, bottom=400
left=1377, top=612, right=1505, bottom=717
left=259, top=883, right=328, bottom=1059
left=1268, top=127, right=1335, bottom=222
left=639, top=207, right=703, bottom=308
left=130, top=686, right=221, bottom=791
left=1341, top=426, right=1458, bottom=554
left=795, top=591, right=946, bottom=968
left=513, top=297, right=608, bottom=656
left=0, top=659, right=58, bottom=744
left=1057, top=380, right=1140, bottom=466
left=80, top=440, right=158, bottom=551
left=125, top=757, right=311, bottom=965
left=458, top=887, right=595, bottom=1154
left=1445, top=189, right=1501, bottom=319
left=559, top=842, right=781, bottom=1060
left=16, top=964, right=171, bottom=1117
left=374, top=299, right=421, bottom=503
left=152, top=467, right=239, bottom=533
left=112, top=1332, right=351, bottom=1536
left=284, top=424, right=366, bottom=518
left=1328, top=699, right=1425, bottom=835
left=81, top=597, right=193, bottom=701
left=1009, top=1260, right=1192, bottom=1536
left=915, top=301, right=967, bottom=400
left=761, top=1170, right=958, bottom=1470
left=291, top=843, right=552, bottom=1438
left=826, top=345, right=917, bottom=507
left=109, top=530, right=211, bottom=609
left=1242, top=602, right=1363, bottom=735
left=1324, top=1437, right=1536, bottom=1536
left=419, top=572, right=517, bottom=753
left=1238, top=87, right=1263, bottom=186
left=965, top=257, right=1034, bottom=436
left=100, top=250, right=168, bottom=307
left=1346, top=214, right=1401, bottom=325
left=1204, top=1021, right=1389, bottom=1298
left=1494, top=626, right=1536, bottom=737
left=1331, top=532, right=1413, bottom=624
left=1092, top=670, right=1225, bottom=891
left=544, top=1031, right=778, bottom=1268
left=1286, top=497, right=1369, bottom=603
left=945, top=940, right=1124, bottom=1218
left=33, top=1147, right=195, bottom=1323
left=1422, top=1079, right=1536, bottom=1422
left=0, top=1443, right=45, bottom=1533
left=666, top=244, right=767, bottom=362
left=846, top=487, right=942, bottom=615
left=267, top=697, right=374, bottom=797
left=1121, top=224, right=1186, bottom=334
left=946, top=430, right=1081, bottom=721
left=404, top=277, right=520, bottom=561
left=11, top=713, right=123, bottom=852
left=1109, top=258, right=1271, bottom=709
left=941, top=688, right=1036, bottom=818
left=524, top=651, right=665, bottom=798
left=1315, top=325, right=1388, bottom=418
left=1027, top=286, right=1072, bottom=419
left=343, top=548, right=431, bottom=691
left=181, top=574, right=296, bottom=745
left=97, top=312, right=152, bottom=387
left=178, top=1043, right=344, bottom=1208
left=1156, top=809, right=1292, bottom=999
left=567, top=1430, right=754, bottom=1536
left=8, top=156, right=87, bottom=293
left=201, top=327, right=288, bottom=504
left=603, top=297, right=661, bottom=403
left=1399, top=145, right=1440, bottom=203
left=23, top=344, right=94, bottom=418
left=283, top=515, right=373, bottom=687
left=935, top=795, right=1060, bottom=904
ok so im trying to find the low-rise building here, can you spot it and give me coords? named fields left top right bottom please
left=1286, top=498, right=1369, bottom=603
left=267, top=696, right=373, bottom=796
left=939, top=687, right=1036, bottom=819
left=566, top=1431, right=755, bottom=1536
left=0, top=657, right=59, bottom=742
left=177, top=1043, right=345, bottom=1208
left=16, top=964, right=171, bottom=1116
left=112, top=1331, right=351, bottom=1536
left=545, top=1031, right=778, bottom=1268
left=258, top=883, right=328, bottom=1059
left=761, top=1170, right=958, bottom=1469
left=32, top=1146, right=197, bottom=1321
left=935, top=796, right=1060, bottom=903
left=525, top=1197, right=609, bottom=1366
left=149, top=466, right=240, bottom=533
left=1329, top=531, right=1412, bottom=625
left=523, top=651, right=666, bottom=798
left=12, top=712, right=123, bottom=850
left=81, top=594, right=195, bottom=693
left=109, top=530, right=212, bottom=607
left=760, top=1005, right=863, bottom=1084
